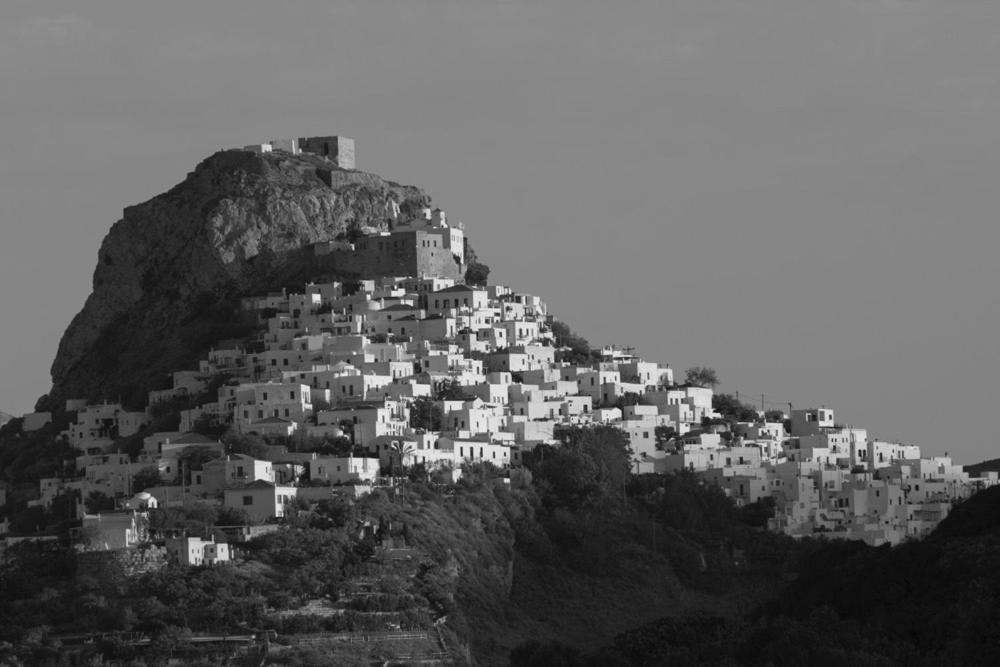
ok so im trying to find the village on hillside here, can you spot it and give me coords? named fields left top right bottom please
left=9, top=224, right=998, bottom=556
left=3, top=138, right=998, bottom=571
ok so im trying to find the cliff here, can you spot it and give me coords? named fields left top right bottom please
left=46, top=149, right=430, bottom=410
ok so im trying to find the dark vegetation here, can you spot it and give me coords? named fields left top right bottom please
left=550, top=320, right=595, bottom=365
left=505, top=485, right=1000, bottom=667
left=2, top=413, right=1000, bottom=664
left=465, top=261, right=491, bottom=287
left=964, top=456, right=1000, bottom=477
left=409, top=396, right=444, bottom=431
left=684, top=366, right=719, bottom=389
left=712, top=393, right=761, bottom=422
left=463, top=239, right=490, bottom=287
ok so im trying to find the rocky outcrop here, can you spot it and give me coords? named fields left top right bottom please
left=47, top=149, right=430, bottom=409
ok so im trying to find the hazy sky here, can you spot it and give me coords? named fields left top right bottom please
left=1, top=1, right=999, bottom=463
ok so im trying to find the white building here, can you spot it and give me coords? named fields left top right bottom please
left=166, top=535, right=231, bottom=566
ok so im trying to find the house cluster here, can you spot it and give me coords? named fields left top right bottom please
left=690, top=408, right=996, bottom=546
left=14, top=207, right=999, bottom=555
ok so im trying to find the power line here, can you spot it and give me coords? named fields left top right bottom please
left=720, top=387, right=796, bottom=410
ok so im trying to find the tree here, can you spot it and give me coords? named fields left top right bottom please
left=684, top=366, right=719, bottom=389
left=654, top=426, right=677, bottom=451
left=764, top=409, right=785, bottom=423
left=510, top=640, right=584, bottom=667
left=313, top=497, right=356, bottom=529
left=407, top=462, right=429, bottom=484
left=740, top=496, right=776, bottom=528
left=311, top=396, right=331, bottom=416
left=48, top=491, right=78, bottom=526
left=388, top=441, right=415, bottom=477
left=314, top=435, right=354, bottom=457
left=216, top=506, right=253, bottom=526
left=533, top=426, right=632, bottom=508
left=131, top=466, right=163, bottom=493
left=192, top=413, right=227, bottom=439
left=84, top=491, right=115, bottom=514
left=409, top=397, right=443, bottom=431
left=712, top=394, right=758, bottom=422
left=613, top=392, right=643, bottom=410
left=222, top=431, right=270, bottom=460
left=464, top=261, right=491, bottom=286
left=177, top=445, right=224, bottom=484
left=342, top=279, right=363, bottom=296
left=435, top=379, right=470, bottom=401
left=550, top=320, right=591, bottom=365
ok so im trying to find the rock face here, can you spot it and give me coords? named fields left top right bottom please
left=47, top=149, right=430, bottom=409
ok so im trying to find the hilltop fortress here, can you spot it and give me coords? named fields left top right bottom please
left=241, top=136, right=466, bottom=281
left=314, top=207, right=466, bottom=281
left=243, top=134, right=355, bottom=169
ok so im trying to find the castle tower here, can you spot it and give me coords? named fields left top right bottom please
left=298, top=135, right=355, bottom=169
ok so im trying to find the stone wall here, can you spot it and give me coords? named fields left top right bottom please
left=76, top=545, right=168, bottom=585
left=299, top=136, right=355, bottom=169
left=323, top=230, right=464, bottom=280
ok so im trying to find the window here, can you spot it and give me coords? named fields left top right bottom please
left=242, top=495, right=253, bottom=506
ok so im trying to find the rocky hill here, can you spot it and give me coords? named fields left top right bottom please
left=46, top=150, right=430, bottom=411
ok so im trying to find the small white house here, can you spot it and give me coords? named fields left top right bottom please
left=223, top=481, right=297, bottom=521
left=165, top=535, right=231, bottom=566
left=310, top=456, right=379, bottom=484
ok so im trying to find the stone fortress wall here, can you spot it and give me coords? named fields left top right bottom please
left=244, top=135, right=355, bottom=170
left=327, top=228, right=464, bottom=280
left=239, top=135, right=463, bottom=280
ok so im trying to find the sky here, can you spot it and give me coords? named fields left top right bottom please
left=1, top=1, right=999, bottom=463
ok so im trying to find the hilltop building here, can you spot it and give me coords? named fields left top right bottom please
left=242, top=134, right=355, bottom=169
